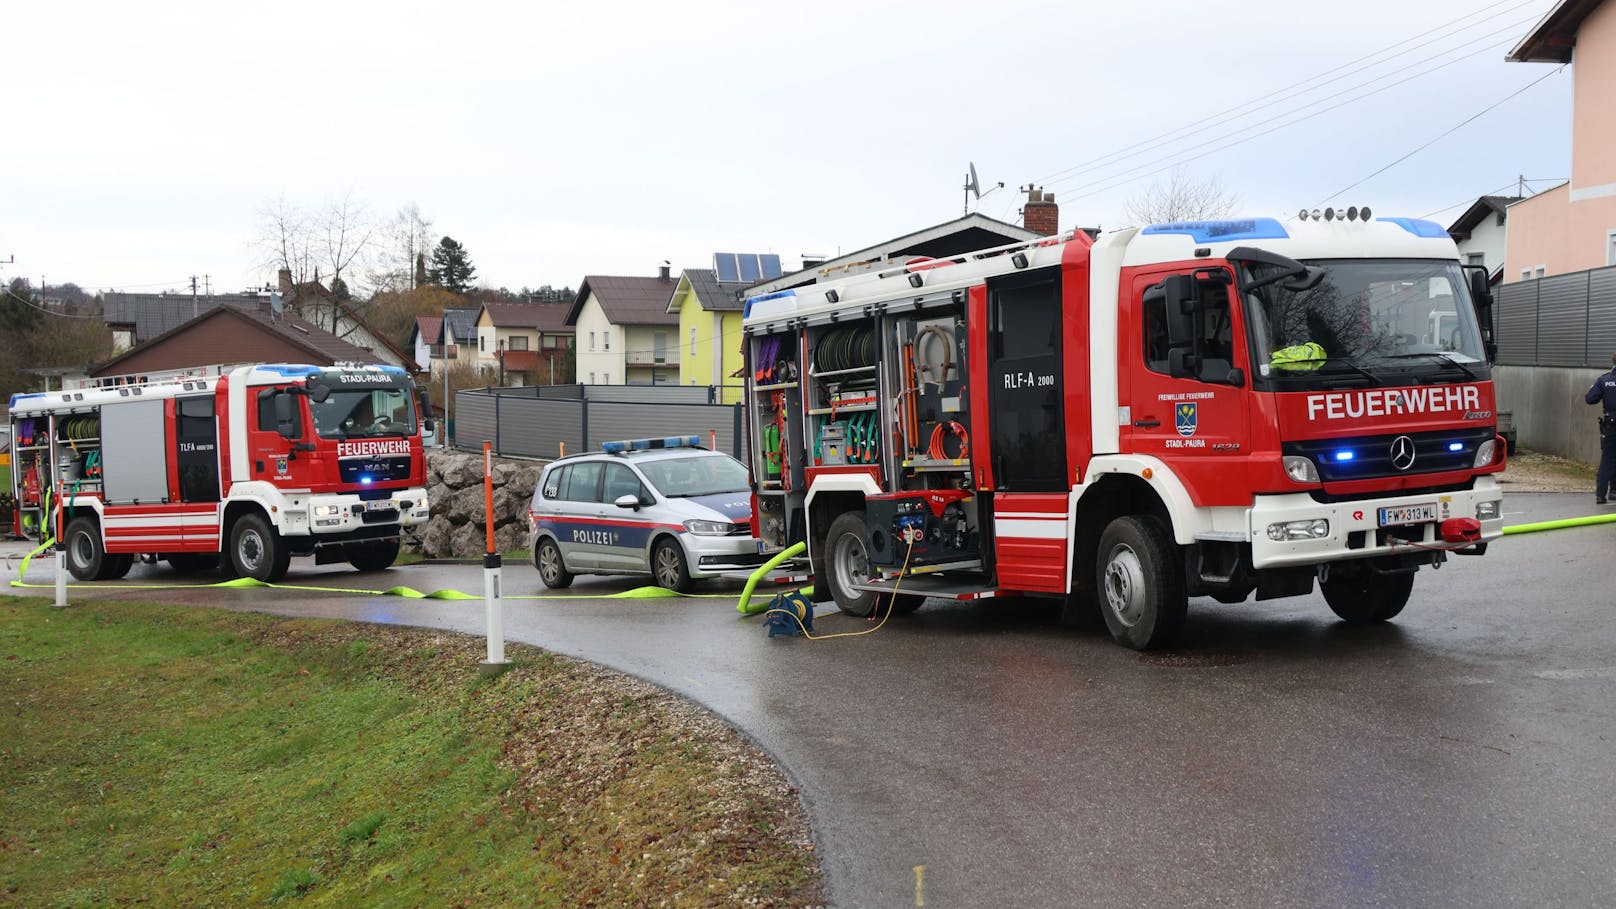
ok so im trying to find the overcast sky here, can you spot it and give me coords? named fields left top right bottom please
left=1, top=0, right=1573, bottom=298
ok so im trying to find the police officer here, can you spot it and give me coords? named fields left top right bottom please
left=1586, top=352, right=1616, bottom=504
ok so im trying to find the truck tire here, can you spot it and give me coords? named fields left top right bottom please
left=64, top=517, right=106, bottom=582
left=346, top=539, right=400, bottom=572
left=534, top=537, right=573, bottom=589
left=166, top=553, right=218, bottom=573
left=1096, top=516, right=1188, bottom=650
left=1321, top=561, right=1413, bottom=623
left=102, top=554, right=134, bottom=580
left=822, top=512, right=923, bottom=617
left=652, top=538, right=694, bottom=593
left=229, top=513, right=290, bottom=583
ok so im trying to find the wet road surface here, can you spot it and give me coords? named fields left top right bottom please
left=4, top=492, right=1614, bottom=907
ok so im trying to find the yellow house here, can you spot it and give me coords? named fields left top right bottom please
left=665, top=267, right=753, bottom=403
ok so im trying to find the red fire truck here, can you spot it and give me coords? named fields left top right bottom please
left=8, top=363, right=432, bottom=582
left=741, top=211, right=1506, bottom=649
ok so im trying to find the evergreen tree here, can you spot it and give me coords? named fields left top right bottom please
left=428, top=236, right=477, bottom=294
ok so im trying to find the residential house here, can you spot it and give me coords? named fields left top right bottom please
left=665, top=258, right=776, bottom=403
left=1446, top=195, right=1521, bottom=284
left=565, top=267, right=680, bottom=386
left=276, top=269, right=418, bottom=372
left=440, top=307, right=479, bottom=366
left=474, top=302, right=574, bottom=386
left=409, top=314, right=445, bottom=375
left=88, top=302, right=396, bottom=385
left=102, top=290, right=279, bottom=354
left=1504, top=0, right=1616, bottom=279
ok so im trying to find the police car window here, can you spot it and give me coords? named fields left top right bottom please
left=602, top=463, right=644, bottom=502
left=563, top=462, right=604, bottom=502
left=637, top=455, right=749, bottom=497
left=542, top=466, right=565, bottom=500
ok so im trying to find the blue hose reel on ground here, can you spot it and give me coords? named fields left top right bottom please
left=764, top=589, right=815, bottom=638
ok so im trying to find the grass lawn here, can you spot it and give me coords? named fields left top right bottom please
left=0, top=597, right=820, bottom=907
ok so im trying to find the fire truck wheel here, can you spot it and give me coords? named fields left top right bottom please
left=652, top=538, right=694, bottom=593
left=102, top=554, right=134, bottom=580
left=1320, top=561, right=1413, bottom=623
left=166, top=553, right=218, bottom=573
left=1096, top=516, right=1188, bottom=650
left=64, top=517, right=105, bottom=582
left=346, top=539, right=400, bottom=572
left=229, top=513, right=290, bottom=583
left=824, top=511, right=886, bottom=617
left=534, top=537, right=573, bottom=589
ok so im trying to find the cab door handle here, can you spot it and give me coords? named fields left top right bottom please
left=1133, top=419, right=1161, bottom=428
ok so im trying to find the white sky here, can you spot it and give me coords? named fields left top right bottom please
left=1, top=0, right=1573, bottom=297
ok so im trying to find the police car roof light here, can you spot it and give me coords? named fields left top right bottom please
left=602, top=435, right=703, bottom=455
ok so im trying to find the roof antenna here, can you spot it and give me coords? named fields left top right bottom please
left=963, top=162, right=1005, bottom=214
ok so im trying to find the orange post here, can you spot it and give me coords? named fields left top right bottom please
left=483, top=440, right=495, bottom=554
left=710, top=429, right=718, bottom=451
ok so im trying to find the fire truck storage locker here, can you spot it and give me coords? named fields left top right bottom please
left=100, top=400, right=170, bottom=505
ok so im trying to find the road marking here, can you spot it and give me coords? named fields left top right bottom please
left=1534, top=667, right=1616, bottom=681
left=914, top=865, right=925, bottom=906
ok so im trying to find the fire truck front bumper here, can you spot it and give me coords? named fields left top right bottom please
left=303, top=490, right=431, bottom=535
left=1247, top=477, right=1504, bottom=570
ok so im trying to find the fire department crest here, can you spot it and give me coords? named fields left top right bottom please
left=1175, top=402, right=1198, bottom=437
left=276, top=456, right=289, bottom=474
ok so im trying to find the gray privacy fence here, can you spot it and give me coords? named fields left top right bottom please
left=454, top=384, right=744, bottom=460
left=1495, top=265, right=1616, bottom=368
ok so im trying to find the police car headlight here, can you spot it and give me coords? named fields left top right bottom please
left=1282, top=456, right=1320, bottom=484
left=683, top=520, right=736, bottom=536
left=313, top=504, right=342, bottom=517
left=1473, top=439, right=1496, bottom=468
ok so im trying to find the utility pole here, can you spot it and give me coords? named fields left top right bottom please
left=190, top=275, right=199, bottom=319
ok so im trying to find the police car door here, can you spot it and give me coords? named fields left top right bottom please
left=558, top=461, right=608, bottom=569
left=597, top=462, right=654, bottom=571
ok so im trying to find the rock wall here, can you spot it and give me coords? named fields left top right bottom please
left=406, top=450, right=542, bottom=559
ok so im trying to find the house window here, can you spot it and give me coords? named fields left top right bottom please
left=1465, top=253, right=1484, bottom=267
left=479, top=335, right=486, bottom=351
left=1535, top=265, right=1546, bottom=279
left=604, top=331, right=610, bottom=351
left=508, top=335, right=529, bottom=351
left=654, top=331, right=667, bottom=363
left=690, top=327, right=697, bottom=356
left=1607, top=230, right=1616, bottom=267
left=589, top=331, right=596, bottom=351
left=542, top=335, right=558, bottom=349
left=604, top=372, right=610, bottom=384
left=589, top=371, right=596, bottom=384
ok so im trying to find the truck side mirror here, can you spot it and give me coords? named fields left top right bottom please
left=273, top=393, right=300, bottom=439
left=1462, top=264, right=1497, bottom=363
left=1161, top=274, right=1199, bottom=348
left=416, top=389, right=436, bottom=434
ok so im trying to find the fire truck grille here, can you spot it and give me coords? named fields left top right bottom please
left=1283, top=426, right=1496, bottom=484
left=338, top=455, right=412, bottom=485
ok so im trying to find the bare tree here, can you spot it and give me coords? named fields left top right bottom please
left=320, top=194, right=375, bottom=308
left=367, top=203, right=437, bottom=293
left=257, top=195, right=315, bottom=286
left=1125, top=169, right=1240, bottom=225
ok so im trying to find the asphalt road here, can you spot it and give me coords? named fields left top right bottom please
left=5, top=492, right=1615, bottom=908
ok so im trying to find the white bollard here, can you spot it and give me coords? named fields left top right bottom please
left=54, top=539, right=68, bottom=608
left=479, top=440, right=508, bottom=672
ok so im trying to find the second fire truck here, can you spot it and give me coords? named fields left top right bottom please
left=741, top=211, right=1506, bottom=649
left=8, top=363, right=432, bottom=583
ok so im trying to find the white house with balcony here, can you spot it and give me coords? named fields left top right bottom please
left=564, top=266, right=681, bottom=385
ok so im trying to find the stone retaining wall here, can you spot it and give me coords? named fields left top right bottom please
left=405, top=450, right=544, bottom=559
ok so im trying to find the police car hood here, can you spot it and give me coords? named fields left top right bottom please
left=680, top=492, right=752, bottom=522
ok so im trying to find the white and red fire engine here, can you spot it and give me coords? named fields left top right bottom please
left=8, top=363, right=432, bottom=582
left=741, top=211, right=1506, bottom=649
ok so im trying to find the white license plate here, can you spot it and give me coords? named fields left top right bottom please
left=1379, top=503, right=1438, bottom=526
left=366, top=500, right=397, bottom=512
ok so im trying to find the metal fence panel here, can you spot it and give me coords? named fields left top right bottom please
left=582, top=385, right=713, bottom=405
left=1536, top=272, right=1591, bottom=367
left=1495, top=281, right=1537, bottom=366
left=454, top=391, right=497, bottom=451
left=588, top=402, right=741, bottom=457
left=499, top=397, right=584, bottom=459
left=1588, top=267, right=1616, bottom=368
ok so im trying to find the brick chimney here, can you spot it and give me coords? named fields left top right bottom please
left=1023, top=186, right=1059, bottom=236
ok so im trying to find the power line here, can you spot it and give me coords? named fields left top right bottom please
left=1032, top=0, right=1538, bottom=189
left=3, top=288, right=106, bottom=319
left=1317, top=66, right=1564, bottom=205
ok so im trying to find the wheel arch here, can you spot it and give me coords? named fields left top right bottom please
left=1071, top=471, right=1173, bottom=595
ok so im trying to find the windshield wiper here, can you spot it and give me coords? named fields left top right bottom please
left=1383, top=352, right=1478, bottom=381
left=1315, top=361, right=1384, bottom=386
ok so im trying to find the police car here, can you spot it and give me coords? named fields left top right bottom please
left=528, top=436, right=762, bottom=592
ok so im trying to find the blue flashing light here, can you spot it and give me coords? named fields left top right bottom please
left=602, top=435, right=703, bottom=455
left=601, top=441, right=627, bottom=453
left=1140, top=218, right=1290, bottom=243
left=1376, top=217, right=1450, bottom=239
left=743, top=289, right=797, bottom=319
left=1334, top=450, right=1355, bottom=462
left=256, top=364, right=324, bottom=377
left=360, top=476, right=374, bottom=485
left=1447, top=442, right=1464, bottom=452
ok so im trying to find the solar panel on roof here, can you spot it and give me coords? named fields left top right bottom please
left=760, top=254, right=783, bottom=279
left=714, top=253, right=740, bottom=283
left=738, top=254, right=760, bottom=282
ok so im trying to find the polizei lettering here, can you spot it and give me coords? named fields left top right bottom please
left=1305, top=385, right=1482, bottom=421
left=337, top=439, right=413, bottom=457
left=571, top=528, right=620, bottom=545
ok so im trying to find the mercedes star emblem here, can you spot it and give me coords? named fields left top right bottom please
left=1389, top=435, right=1417, bottom=471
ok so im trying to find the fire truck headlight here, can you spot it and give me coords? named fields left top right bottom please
left=1472, top=439, right=1496, bottom=468
left=313, top=505, right=341, bottom=517
left=1476, top=500, right=1500, bottom=521
left=1282, top=456, right=1320, bottom=484
left=1267, top=519, right=1329, bottom=541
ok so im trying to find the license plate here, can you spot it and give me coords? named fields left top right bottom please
left=366, top=500, right=396, bottom=512
left=1379, top=503, right=1437, bottom=526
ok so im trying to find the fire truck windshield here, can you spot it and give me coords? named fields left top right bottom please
left=309, top=386, right=417, bottom=439
left=1240, top=258, right=1488, bottom=388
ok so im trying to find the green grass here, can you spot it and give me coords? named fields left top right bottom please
left=0, top=597, right=820, bottom=907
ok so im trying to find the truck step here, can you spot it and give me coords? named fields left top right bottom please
left=849, top=575, right=1004, bottom=601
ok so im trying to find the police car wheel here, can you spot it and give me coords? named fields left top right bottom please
left=534, top=537, right=573, bottom=589
left=652, top=538, right=693, bottom=593
left=64, top=517, right=105, bottom=582
left=1321, top=560, right=1412, bottom=623
left=1096, top=516, right=1187, bottom=651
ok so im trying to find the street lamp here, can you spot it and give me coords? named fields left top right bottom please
left=497, top=338, right=506, bottom=387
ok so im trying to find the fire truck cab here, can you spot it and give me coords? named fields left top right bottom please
left=8, top=363, right=432, bottom=583
left=741, top=212, right=1506, bottom=649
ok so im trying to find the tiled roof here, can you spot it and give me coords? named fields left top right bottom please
left=101, top=292, right=277, bottom=343
left=1447, top=195, right=1523, bottom=239
left=682, top=268, right=750, bottom=312
left=482, top=301, right=574, bottom=332
left=412, top=314, right=443, bottom=344
left=90, top=305, right=391, bottom=377
left=441, top=308, right=479, bottom=344
left=566, top=275, right=680, bottom=327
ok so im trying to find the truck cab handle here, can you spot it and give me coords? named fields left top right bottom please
left=1133, top=419, right=1161, bottom=428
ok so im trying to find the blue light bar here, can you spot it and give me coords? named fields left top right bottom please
left=743, top=289, right=797, bottom=318
left=1447, top=442, right=1464, bottom=452
left=1140, top=218, right=1290, bottom=243
left=602, top=435, right=703, bottom=454
left=1334, top=450, right=1355, bottom=462
left=1376, top=217, right=1450, bottom=239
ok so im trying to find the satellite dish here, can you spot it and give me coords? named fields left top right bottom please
left=967, top=162, right=981, bottom=199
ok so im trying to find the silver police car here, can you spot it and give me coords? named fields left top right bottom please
left=527, top=437, right=762, bottom=592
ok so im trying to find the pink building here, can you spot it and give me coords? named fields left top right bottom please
left=1505, top=0, right=1616, bottom=280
